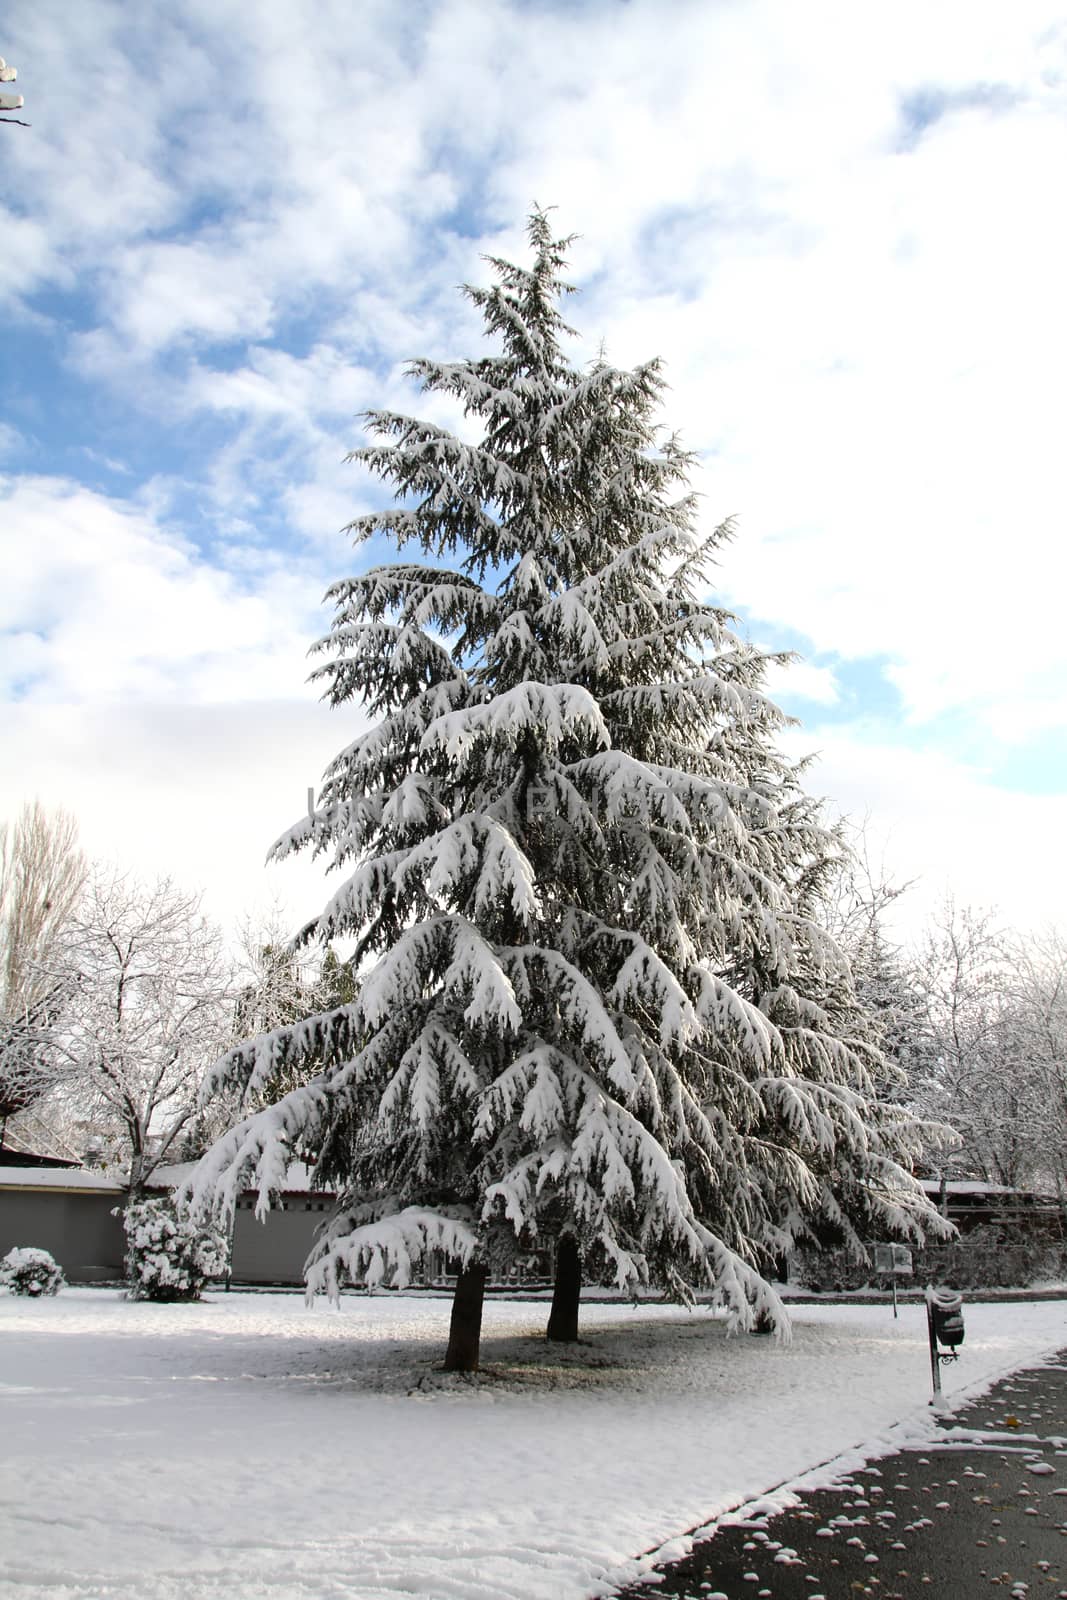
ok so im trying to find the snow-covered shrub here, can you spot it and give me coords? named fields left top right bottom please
left=0, top=1246, right=65, bottom=1296
left=122, top=1196, right=227, bottom=1301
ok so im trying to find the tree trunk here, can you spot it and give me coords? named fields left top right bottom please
left=122, top=1134, right=151, bottom=1290
left=443, top=1262, right=488, bottom=1372
left=122, top=1194, right=140, bottom=1291
left=546, top=1234, right=582, bottom=1342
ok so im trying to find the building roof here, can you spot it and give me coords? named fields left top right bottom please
left=0, top=1166, right=125, bottom=1193
left=0, top=1160, right=334, bottom=1198
left=921, top=1179, right=1017, bottom=1196
left=0, top=1148, right=81, bottom=1169
left=150, top=1160, right=334, bottom=1197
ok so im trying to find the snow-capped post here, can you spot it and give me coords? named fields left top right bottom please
left=0, top=57, right=29, bottom=126
left=187, top=209, right=947, bottom=1375
left=925, top=1285, right=965, bottom=1402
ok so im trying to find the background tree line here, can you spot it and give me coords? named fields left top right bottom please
left=5, top=798, right=1064, bottom=1225
left=824, top=832, right=1067, bottom=1210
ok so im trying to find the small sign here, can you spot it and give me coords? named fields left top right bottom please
left=873, top=1243, right=913, bottom=1275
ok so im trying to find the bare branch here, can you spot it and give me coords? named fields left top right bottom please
left=0, top=802, right=87, bottom=1128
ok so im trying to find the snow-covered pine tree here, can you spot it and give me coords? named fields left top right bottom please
left=189, top=211, right=942, bottom=1370
left=717, top=794, right=954, bottom=1285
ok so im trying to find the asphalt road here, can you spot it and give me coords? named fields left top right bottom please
left=611, top=1351, right=1067, bottom=1600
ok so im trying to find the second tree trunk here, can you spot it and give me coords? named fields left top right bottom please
left=546, top=1234, right=582, bottom=1342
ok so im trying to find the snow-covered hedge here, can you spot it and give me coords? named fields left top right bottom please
left=122, top=1196, right=227, bottom=1302
left=794, top=1227, right=1067, bottom=1293
left=0, top=1246, right=65, bottom=1297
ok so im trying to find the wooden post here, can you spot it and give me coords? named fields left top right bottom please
left=443, top=1262, right=488, bottom=1372
left=926, top=1287, right=942, bottom=1399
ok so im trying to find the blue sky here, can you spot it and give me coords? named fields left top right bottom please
left=2, top=0, right=1066, bottom=942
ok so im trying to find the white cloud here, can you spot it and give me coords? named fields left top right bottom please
left=0, top=472, right=367, bottom=939
left=0, top=475, right=326, bottom=703
left=182, top=346, right=377, bottom=425
left=764, top=658, right=839, bottom=707
left=0, top=699, right=355, bottom=940
left=0, top=422, right=24, bottom=459
left=787, top=723, right=1067, bottom=942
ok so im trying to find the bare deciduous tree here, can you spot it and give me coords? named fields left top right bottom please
left=56, top=871, right=233, bottom=1195
left=1000, top=928, right=1067, bottom=1209
left=174, top=910, right=321, bottom=1162
left=914, top=900, right=1049, bottom=1194
left=829, top=874, right=1067, bottom=1208
left=0, top=801, right=87, bottom=1139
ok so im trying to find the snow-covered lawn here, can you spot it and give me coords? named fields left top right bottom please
left=1, top=1290, right=1064, bottom=1600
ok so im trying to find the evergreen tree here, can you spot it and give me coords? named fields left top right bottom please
left=190, top=213, right=941, bottom=1369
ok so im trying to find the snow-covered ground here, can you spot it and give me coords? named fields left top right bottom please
left=1, top=1290, right=1064, bottom=1600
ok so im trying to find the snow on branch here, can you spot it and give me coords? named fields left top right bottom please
left=571, top=750, right=695, bottom=833
left=197, top=1002, right=364, bottom=1105
left=396, top=815, right=541, bottom=925
left=184, top=1083, right=329, bottom=1222
left=357, top=918, right=454, bottom=1027
left=420, top=681, right=610, bottom=765
left=187, top=1017, right=419, bottom=1222
left=689, top=969, right=780, bottom=1067
left=306, top=1203, right=480, bottom=1301
left=444, top=923, right=522, bottom=1033
left=504, top=945, right=635, bottom=1092
left=690, top=1221, right=791, bottom=1338
left=607, top=937, right=700, bottom=1051
left=310, top=850, right=406, bottom=939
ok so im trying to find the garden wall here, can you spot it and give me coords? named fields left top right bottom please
left=0, top=1171, right=329, bottom=1286
left=230, top=1196, right=330, bottom=1284
left=0, top=1176, right=126, bottom=1283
